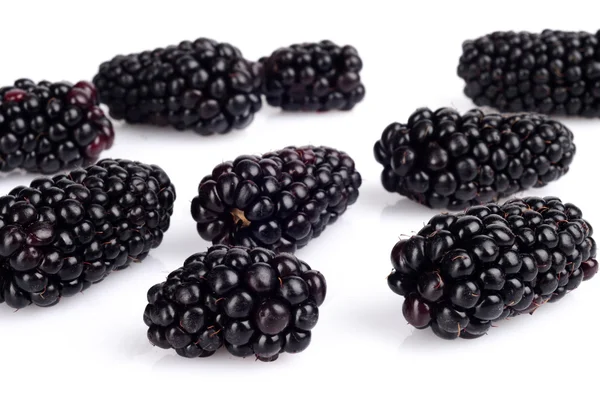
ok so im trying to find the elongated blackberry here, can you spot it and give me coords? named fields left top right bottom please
left=93, top=38, right=262, bottom=135
left=144, top=245, right=326, bottom=361
left=0, top=79, right=114, bottom=174
left=388, top=196, right=597, bottom=339
left=374, top=107, right=575, bottom=210
left=260, top=40, right=365, bottom=111
left=458, top=30, right=600, bottom=116
left=191, top=146, right=361, bottom=253
left=0, top=159, right=175, bottom=309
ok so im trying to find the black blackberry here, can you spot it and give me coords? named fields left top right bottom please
left=0, top=159, right=175, bottom=309
left=387, top=196, right=597, bottom=339
left=373, top=107, right=575, bottom=210
left=0, top=79, right=114, bottom=174
left=93, top=38, right=263, bottom=135
left=260, top=40, right=365, bottom=111
left=458, top=30, right=600, bottom=116
left=144, top=245, right=326, bottom=361
left=191, top=145, right=361, bottom=253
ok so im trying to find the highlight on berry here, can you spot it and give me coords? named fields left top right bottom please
left=0, top=79, right=114, bottom=174
left=259, top=40, right=365, bottom=111
left=93, top=38, right=263, bottom=136
left=374, top=107, right=575, bottom=210
left=144, top=245, right=326, bottom=362
left=458, top=30, right=600, bottom=117
left=191, top=145, right=362, bottom=253
left=387, top=196, right=597, bottom=339
left=0, top=159, right=176, bottom=309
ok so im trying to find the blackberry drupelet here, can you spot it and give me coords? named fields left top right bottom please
left=93, top=38, right=262, bottom=135
left=0, top=159, right=175, bottom=309
left=260, top=40, right=365, bottom=111
left=191, top=145, right=361, bottom=253
left=144, top=245, right=326, bottom=361
left=387, top=196, right=597, bottom=339
left=458, top=30, right=600, bottom=116
left=0, top=79, right=114, bottom=174
left=374, top=107, right=575, bottom=210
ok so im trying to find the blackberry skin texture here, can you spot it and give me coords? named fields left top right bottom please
left=387, top=196, right=597, bottom=340
left=374, top=107, right=575, bottom=211
left=191, top=145, right=361, bottom=253
left=144, top=245, right=326, bottom=361
left=260, top=40, right=365, bottom=111
left=93, top=38, right=263, bottom=136
left=0, top=79, right=114, bottom=174
left=0, top=159, right=175, bottom=309
left=458, top=30, right=600, bottom=116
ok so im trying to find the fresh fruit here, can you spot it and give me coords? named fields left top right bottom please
left=0, top=79, right=114, bottom=174
left=93, top=38, right=262, bottom=135
left=144, top=245, right=326, bottom=361
left=0, top=159, right=175, bottom=308
left=373, top=107, right=575, bottom=210
left=260, top=40, right=365, bottom=111
left=191, top=145, right=361, bottom=253
left=458, top=30, right=600, bottom=116
left=387, top=196, right=597, bottom=339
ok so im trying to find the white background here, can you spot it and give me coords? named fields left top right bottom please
left=1, top=1, right=599, bottom=396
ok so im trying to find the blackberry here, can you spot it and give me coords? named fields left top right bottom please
left=144, top=245, right=326, bottom=361
left=373, top=107, right=575, bottom=210
left=0, top=79, right=114, bottom=174
left=93, top=38, right=262, bottom=135
left=458, top=30, right=600, bottom=116
left=387, top=196, right=597, bottom=339
left=260, top=40, right=365, bottom=111
left=191, top=145, right=361, bottom=253
left=0, top=159, right=175, bottom=309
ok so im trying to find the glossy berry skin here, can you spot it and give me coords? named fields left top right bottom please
left=374, top=107, right=575, bottom=210
left=0, top=159, right=176, bottom=309
left=93, top=38, right=262, bottom=135
left=458, top=30, right=600, bottom=117
left=144, top=245, right=326, bottom=361
left=191, top=145, right=361, bottom=253
left=387, top=196, right=596, bottom=339
left=0, top=79, right=114, bottom=174
left=259, top=40, right=365, bottom=111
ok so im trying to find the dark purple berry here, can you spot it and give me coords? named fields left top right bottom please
left=388, top=196, right=596, bottom=339
left=260, top=41, right=365, bottom=111
left=0, top=159, right=175, bottom=309
left=374, top=108, right=575, bottom=210
left=93, top=38, right=262, bottom=135
left=192, top=146, right=361, bottom=253
left=143, top=246, right=326, bottom=361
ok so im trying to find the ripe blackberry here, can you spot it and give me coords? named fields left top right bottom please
left=0, top=79, right=114, bottom=174
left=387, top=196, right=597, bottom=339
left=373, top=107, right=575, bottom=210
left=93, top=38, right=262, bottom=135
left=191, top=145, right=361, bottom=253
left=260, top=40, right=365, bottom=111
left=144, top=245, right=326, bottom=361
left=458, top=30, right=600, bottom=116
left=0, top=159, right=175, bottom=309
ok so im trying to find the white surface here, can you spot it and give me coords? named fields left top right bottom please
left=1, top=1, right=599, bottom=396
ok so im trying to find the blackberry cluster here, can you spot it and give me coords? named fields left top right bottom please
left=191, top=145, right=361, bottom=253
left=93, top=38, right=263, bottom=135
left=374, top=107, right=575, bottom=210
left=0, top=79, right=114, bottom=174
left=388, top=196, right=598, bottom=339
left=144, top=245, right=326, bottom=361
left=260, top=40, right=365, bottom=111
left=458, top=30, right=600, bottom=116
left=0, top=159, right=176, bottom=309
